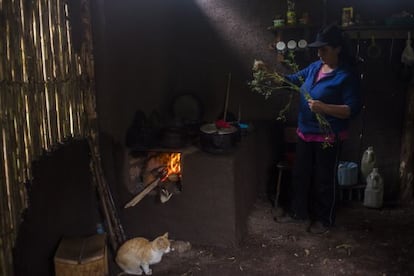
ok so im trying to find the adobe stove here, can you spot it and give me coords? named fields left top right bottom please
left=120, top=135, right=259, bottom=247
left=120, top=89, right=258, bottom=246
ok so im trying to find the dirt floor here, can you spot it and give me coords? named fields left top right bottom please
left=112, top=198, right=414, bottom=276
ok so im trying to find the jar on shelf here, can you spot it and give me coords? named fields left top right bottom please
left=273, top=17, right=285, bottom=27
left=286, top=0, right=296, bottom=25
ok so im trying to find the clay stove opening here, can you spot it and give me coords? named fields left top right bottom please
left=125, top=150, right=183, bottom=207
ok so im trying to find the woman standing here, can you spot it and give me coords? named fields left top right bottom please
left=278, top=24, right=361, bottom=234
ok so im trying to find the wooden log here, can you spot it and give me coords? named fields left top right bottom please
left=124, top=178, right=161, bottom=208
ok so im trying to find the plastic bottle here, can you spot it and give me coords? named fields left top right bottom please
left=361, top=146, right=376, bottom=182
left=363, top=168, right=384, bottom=208
left=337, top=161, right=358, bottom=186
left=96, top=223, right=105, bottom=234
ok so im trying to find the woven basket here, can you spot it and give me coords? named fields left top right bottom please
left=54, top=234, right=108, bottom=276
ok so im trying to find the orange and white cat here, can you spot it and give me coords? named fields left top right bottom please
left=116, top=232, right=171, bottom=275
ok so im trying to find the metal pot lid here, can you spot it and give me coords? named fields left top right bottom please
left=298, top=39, right=307, bottom=49
left=200, top=123, right=217, bottom=134
left=287, top=40, right=297, bottom=50
left=217, top=125, right=237, bottom=134
left=200, top=123, right=237, bottom=134
left=276, top=41, right=286, bottom=51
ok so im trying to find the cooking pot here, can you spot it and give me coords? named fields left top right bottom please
left=160, top=127, right=188, bottom=149
left=199, top=123, right=239, bottom=154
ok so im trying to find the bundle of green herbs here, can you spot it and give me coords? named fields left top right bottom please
left=248, top=53, right=333, bottom=147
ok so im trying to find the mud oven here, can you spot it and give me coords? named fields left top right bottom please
left=120, top=135, right=258, bottom=247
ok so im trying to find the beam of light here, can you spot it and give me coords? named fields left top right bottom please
left=194, top=0, right=274, bottom=70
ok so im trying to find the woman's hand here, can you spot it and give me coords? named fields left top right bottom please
left=307, top=99, right=325, bottom=114
left=252, top=59, right=285, bottom=86
left=307, top=99, right=351, bottom=119
left=252, top=59, right=269, bottom=72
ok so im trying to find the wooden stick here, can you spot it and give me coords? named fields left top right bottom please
left=223, top=72, right=231, bottom=121
left=124, top=178, right=161, bottom=208
left=237, top=104, right=241, bottom=123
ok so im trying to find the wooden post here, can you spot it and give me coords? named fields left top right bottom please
left=223, top=73, right=231, bottom=122
left=400, top=76, right=414, bottom=205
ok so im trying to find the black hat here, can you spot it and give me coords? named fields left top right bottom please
left=308, top=25, right=343, bottom=48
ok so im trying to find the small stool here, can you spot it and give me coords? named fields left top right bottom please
left=273, top=127, right=297, bottom=218
left=339, top=184, right=366, bottom=201
left=274, top=160, right=290, bottom=213
left=54, top=234, right=108, bottom=276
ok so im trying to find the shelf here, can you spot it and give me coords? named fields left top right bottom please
left=268, top=24, right=414, bottom=39
left=267, top=24, right=316, bottom=32
left=343, top=25, right=414, bottom=40
left=267, top=24, right=316, bottom=44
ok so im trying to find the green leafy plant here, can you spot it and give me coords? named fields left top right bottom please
left=248, top=53, right=333, bottom=148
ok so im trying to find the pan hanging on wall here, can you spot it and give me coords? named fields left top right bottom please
left=171, top=92, right=203, bottom=126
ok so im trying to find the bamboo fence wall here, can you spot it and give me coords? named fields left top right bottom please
left=0, top=1, right=120, bottom=275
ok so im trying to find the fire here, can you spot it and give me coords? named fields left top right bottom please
left=167, top=152, right=181, bottom=176
left=157, top=152, right=181, bottom=182
left=148, top=152, right=181, bottom=182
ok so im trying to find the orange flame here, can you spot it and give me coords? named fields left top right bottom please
left=167, top=153, right=181, bottom=176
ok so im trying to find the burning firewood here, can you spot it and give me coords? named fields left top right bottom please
left=124, top=167, right=167, bottom=208
left=124, top=178, right=161, bottom=208
left=125, top=152, right=182, bottom=207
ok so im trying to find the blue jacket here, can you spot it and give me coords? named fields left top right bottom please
left=285, top=60, right=361, bottom=134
